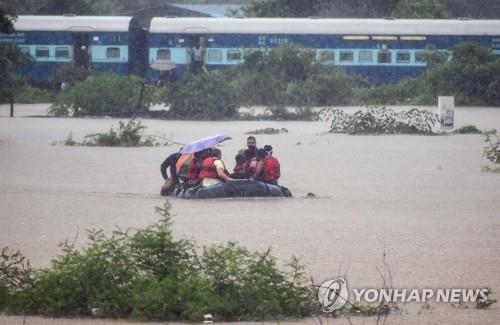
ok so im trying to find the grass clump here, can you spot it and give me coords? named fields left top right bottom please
left=0, top=202, right=318, bottom=321
left=482, top=129, right=500, bottom=171
left=453, top=125, right=482, bottom=134
left=322, top=106, right=439, bottom=135
left=246, top=127, right=289, bottom=135
left=59, top=119, right=163, bottom=147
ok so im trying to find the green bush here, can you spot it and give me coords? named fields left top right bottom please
left=0, top=201, right=319, bottom=321
left=322, top=106, right=439, bottom=135
left=166, top=72, right=239, bottom=120
left=58, top=120, right=161, bottom=147
left=14, top=84, right=55, bottom=103
left=49, top=74, right=160, bottom=117
left=483, top=129, right=500, bottom=165
left=453, top=125, right=482, bottom=134
left=354, top=43, right=500, bottom=106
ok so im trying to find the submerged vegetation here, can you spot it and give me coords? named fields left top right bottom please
left=60, top=119, right=163, bottom=147
left=48, top=74, right=162, bottom=117
left=482, top=129, right=500, bottom=171
left=322, top=106, right=439, bottom=135
left=0, top=202, right=318, bottom=321
left=246, top=127, right=289, bottom=135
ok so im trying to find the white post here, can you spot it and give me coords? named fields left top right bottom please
left=438, top=96, right=455, bottom=129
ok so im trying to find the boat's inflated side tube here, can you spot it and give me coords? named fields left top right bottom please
left=199, top=179, right=286, bottom=199
left=162, top=179, right=291, bottom=198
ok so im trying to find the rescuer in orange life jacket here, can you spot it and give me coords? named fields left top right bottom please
left=199, top=148, right=233, bottom=188
left=254, top=145, right=281, bottom=185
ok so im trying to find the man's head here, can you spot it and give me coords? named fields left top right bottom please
left=235, top=153, right=246, bottom=164
left=256, top=148, right=267, bottom=160
left=264, top=144, right=273, bottom=155
left=246, top=136, right=257, bottom=150
left=210, top=148, right=221, bottom=159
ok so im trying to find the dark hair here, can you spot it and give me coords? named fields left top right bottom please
left=235, top=153, right=245, bottom=164
left=244, top=148, right=256, bottom=160
left=210, top=148, right=221, bottom=158
left=247, top=136, right=256, bottom=142
left=256, top=148, right=267, bottom=159
left=264, top=144, right=273, bottom=152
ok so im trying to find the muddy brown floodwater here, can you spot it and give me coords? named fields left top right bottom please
left=1, top=104, right=500, bottom=325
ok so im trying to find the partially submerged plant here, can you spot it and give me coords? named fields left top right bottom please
left=0, top=201, right=319, bottom=321
left=246, top=127, right=289, bottom=135
left=482, top=129, right=500, bottom=170
left=453, top=125, right=482, bottom=134
left=322, top=106, right=439, bottom=135
left=57, top=119, right=164, bottom=147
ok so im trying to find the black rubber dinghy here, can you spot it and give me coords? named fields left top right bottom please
left=162, top=179, right=292, bottom=199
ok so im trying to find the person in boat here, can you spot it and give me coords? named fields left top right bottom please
left=254, top=146, right=281, bottom=185
left=231, top=153, right=248, bottom=179
left=160, top=152, right=182, bottom=195
left=199, top=148, right=233, bottom=188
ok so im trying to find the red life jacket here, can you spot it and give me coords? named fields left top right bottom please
left=187, top=157, right=200, bottom=180
left=263, top=156, right=280, bottom=184
left=199, top=157, right=219, bottom=179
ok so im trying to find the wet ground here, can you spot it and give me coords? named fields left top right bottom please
left=0, top=104, right=499, bottom=324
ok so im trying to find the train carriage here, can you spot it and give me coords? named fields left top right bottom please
left=148, top=17, right=500, bottom=83
left=1, top=15, right=140, bottom=84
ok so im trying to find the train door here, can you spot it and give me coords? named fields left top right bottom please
left=72, top=32, right=91, bottom=69
left=188, top=35, right=207, bottom=74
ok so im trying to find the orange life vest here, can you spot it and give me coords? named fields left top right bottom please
left=176, top=154, right=193, bottom=181
left=263, top=156, right=280, bottom=184
left=199, top=157, right=219, bottom=179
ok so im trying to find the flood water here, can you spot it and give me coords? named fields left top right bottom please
left=1, top=104, right=500, bottom=324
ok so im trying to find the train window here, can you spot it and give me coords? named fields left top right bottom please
left=35, top=47, right=49, bottom=58
left=372, top=36, right=398, bottom=41
left=106, top=47, right=120, bottom=59
left=359, top=51, right=373, bottom=63
left=378, top=51, right=392, bottom=63
left=157, top=49, right=171, bottom=60
left=318, top=50, right=335, bottom=63
left=20, top=46, right=30, bottom=55
left=112, top=35, right=121, bottom=43
left=415, top=51, right=426, bottom=63
left=227, top=50, right=242, bottom=61
left=55, top=47, right=70, bottom=59
left=339, top=51, right=354, bottom=63
left=207, top=49, right=222, bottom=63
left=400, top=36, right=427, bottom=41
left=343, top=35, right=370, bottom=40
left=396, top=51, right=410, bottom=63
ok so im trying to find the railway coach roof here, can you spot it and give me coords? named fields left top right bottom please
left=15, top=16, right=133, bottom=32
left=149, top=17, right=500, bottom=36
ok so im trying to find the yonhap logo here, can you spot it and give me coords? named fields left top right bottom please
left=317, top=278, right=349, bottom=312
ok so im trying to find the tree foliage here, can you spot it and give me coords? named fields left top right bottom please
left=0, top=1, right=32, bottom=102
left=35, top=0, right=100, bottom=15
left=0, top=202, right=318, bottom=321
left=49, top=74, right=160, bottom=117
left=392, top=0, right=450, bottom=18
left=356, top=43, right=500, bottom=106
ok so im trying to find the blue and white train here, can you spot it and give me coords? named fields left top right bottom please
left=3, top=15, right=500, bottom=84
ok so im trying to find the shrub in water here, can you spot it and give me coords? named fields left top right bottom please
left=483, top=129, right=500, bottom=166
left=59, top=119, right=160, bottom=147
left=49, top=74, right=158, bottom=117
left=322, top=106, right=439, bottom=135
left=0, top=201, right=318, bottom=321
left=166, top=72, right=238, bottom=120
